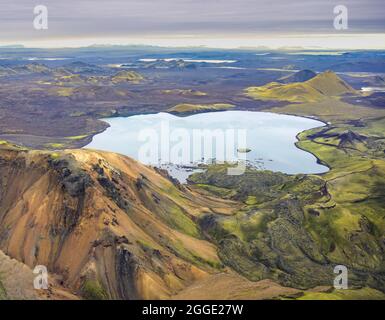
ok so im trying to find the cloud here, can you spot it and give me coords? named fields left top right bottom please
left=0, top=0, right=384, bottom=42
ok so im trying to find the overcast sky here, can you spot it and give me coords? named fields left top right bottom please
left=1, top=0, right=384, bottom=47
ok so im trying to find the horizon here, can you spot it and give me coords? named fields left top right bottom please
left=1, top=0, right=385, bottom=50
left=1, top=0, right=385, bottom=303
left=1, top=33, right=385, bottom=50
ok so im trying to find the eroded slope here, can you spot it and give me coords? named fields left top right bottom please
left=0, top=148, right=238, bottom=299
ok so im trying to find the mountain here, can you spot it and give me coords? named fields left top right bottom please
left=12, top=63, right=51, bottom=75
left=0, top=64, right=74, bottom=78
left=0, top=44, right=24, bottom=48
left=360, top=75, right=385, bottom=87
left=371, top=75, right=385, bottom=86
left=246, top=71, right=356, bottom=103
left=349, top=92, right=385, bottom=109
left=0, top=148, right=236, bottom=299
left=0, top=65, right=17, bottom=77
left=278, top=69, right=317, bottom=84
left=167, top=103, right=235, bottom=114
left=1, top=145, right=384, bottom=299
left=62, top=61, right=104, bottom=74
left=308, top=129, right=368, bottom=151
left=329, top=62, right=385, bottom=73
left=306, top=71, right=356, bottom=96
left=136, top=59, right=197, bottom=69
left=51, top=85, right=132, bottom=100
left=111, top=70, right=144, bottom=84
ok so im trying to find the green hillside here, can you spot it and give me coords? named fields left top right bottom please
left=246, top=71, right=356, bottom=103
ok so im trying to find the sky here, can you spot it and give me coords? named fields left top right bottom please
left=1, top=0, right=385, bottom=48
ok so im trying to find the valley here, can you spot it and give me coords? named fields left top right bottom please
left=0, top=47, right=385, bottom=300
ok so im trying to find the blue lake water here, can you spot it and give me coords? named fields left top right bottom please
left=86, top=111, right=329, bottom=181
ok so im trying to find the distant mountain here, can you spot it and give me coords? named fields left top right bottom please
left=246, top=71, right=356, bottom=103
left=371, top=75, right=385, bottom=86
left=307, top=71, right=356, bottom=96
left=63, top=61, right=104, bottom=74
left=278, top=70, right=317, bottom=84
left=345, top=92, right=385, bottom=109
left=360, top=75, right=385, bottom=87
left=12, top=63, right=51, bottom=75
left=167, top=103, right=234, bottom=114
left=53, top=67, right=75, bottom=77
left=0, top=44, right=24, bottom=48
left=0, top=63, right=68, bottom=77
left=111, top=70, right=144, bottom=84
left=0, top=65, right=17, bottom=76
left=51, top=85, right=133, bottom=100
left=329, top=62, right=385, bottom=73
left=136, top=59, right=197, bottom=69
left=161, top=89, right=207, bottom=97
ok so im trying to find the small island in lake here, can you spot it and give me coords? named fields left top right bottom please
left=237, top=148, right=252, bottom=153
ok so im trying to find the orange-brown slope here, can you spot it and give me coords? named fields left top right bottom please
left=0, top=148, right=239, bottom=299
left=0, top=249, right=77, bottom=300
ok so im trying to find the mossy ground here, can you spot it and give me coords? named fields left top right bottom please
left=81, top=280, right=109, bottom=300
left=298, top=287, right=385, bottom=300
left=0, top=140, right=27, bottom=151
left=189, top=98, right=385, bottom=298
left=0, top=279, right=7, bottom=300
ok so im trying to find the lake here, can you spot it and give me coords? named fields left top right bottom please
left=86, top=111, right=329, bottom=182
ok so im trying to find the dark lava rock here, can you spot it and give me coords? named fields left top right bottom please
left=49, top=157, right=92, bottom=197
